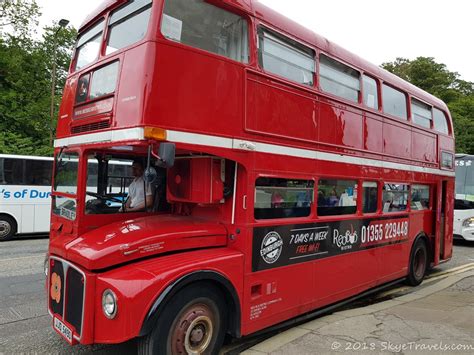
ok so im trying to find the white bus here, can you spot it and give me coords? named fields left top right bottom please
left=0, top=154, right=53, bottom=241
left=454, top=154, right=474, bottom=241
left=0, top=154, right=134, bottom=241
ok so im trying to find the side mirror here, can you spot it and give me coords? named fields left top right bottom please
left=158, top=143, right=176, bottom=168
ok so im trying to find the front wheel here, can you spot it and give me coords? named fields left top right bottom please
left=138, top=283, right=227, bottom=355
left=0, top=215, right=17, bottom=241
left=406, top=238, right=428, bottom=286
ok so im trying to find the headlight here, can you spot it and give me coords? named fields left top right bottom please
left=462, top=217, right=474, bottom=228
left=102, top=289, right=118, bottom=319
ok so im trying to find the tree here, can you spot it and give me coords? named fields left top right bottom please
left=0, top=0, right=40, bottom=38
left=382, top=57, right=474, bottom=154
left=0, top=22, right=76, bottom=155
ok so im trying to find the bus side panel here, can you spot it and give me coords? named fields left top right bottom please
left=21, top=205, right=34, bottom=234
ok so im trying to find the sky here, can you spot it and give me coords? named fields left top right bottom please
left=37, top=0, right=474, bottom=82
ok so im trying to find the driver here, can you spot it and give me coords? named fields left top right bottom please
left=122, top=159, right=153, bottom=212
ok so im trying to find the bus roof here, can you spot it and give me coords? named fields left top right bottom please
left=0, top=154, right=53, bottom=161
left=79, top=0, right=449, bottom=113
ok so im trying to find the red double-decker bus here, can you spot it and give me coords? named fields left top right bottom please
left=47, top=0, right=455, bottom=353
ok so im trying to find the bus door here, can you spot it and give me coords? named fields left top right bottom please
left=435, top=180, right=454, bottom=262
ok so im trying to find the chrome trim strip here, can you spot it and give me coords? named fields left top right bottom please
left=53, top=127, right=455, bottom=177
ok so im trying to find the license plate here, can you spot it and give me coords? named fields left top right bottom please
left=54, top=317, right=73, bottom=344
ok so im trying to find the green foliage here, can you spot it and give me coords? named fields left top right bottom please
left=0, top=0, right=40, bottom=37
left=0, top=1, right=77, bottom=157
left=382, top=57, right=474, bottom=154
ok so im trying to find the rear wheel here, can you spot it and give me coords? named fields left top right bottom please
left=406, top=238, right=428, bottom=286
left=0, top=215, right=16, bottom=241
left=138, top=283, right=227, bottom=355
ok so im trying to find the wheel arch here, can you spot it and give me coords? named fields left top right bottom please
left=411, top=231, right=432, bottom=264
left=139, top=270, right=241, bottom=338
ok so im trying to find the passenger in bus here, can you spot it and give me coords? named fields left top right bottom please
left=328, top=188, right=339, bottom=206
left=122, top=159, right=153, bottom=212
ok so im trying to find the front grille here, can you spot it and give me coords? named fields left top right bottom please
left=49, top=258, right=85, bottom=337
left=71, top=120, right=110, bottom=134
left=65, top=268, right=84, bottom=334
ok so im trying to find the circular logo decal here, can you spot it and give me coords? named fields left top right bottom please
left=50, top=272, right=62, bottom=304
left=260, top=231, right=283, bottom=264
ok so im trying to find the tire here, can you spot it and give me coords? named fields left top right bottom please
left=0, top=215, right=17, bottom=241
left=406, top=238, right=428, bottom=286
left=138, top=283, right=227, bottom=355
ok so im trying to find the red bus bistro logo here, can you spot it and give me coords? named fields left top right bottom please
left=260, top=231, right=283, bottom=264
left=333, top=224, right=358, bottom=251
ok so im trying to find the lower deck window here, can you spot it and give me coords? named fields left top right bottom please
left=317, top=179, right=357, bottom=216
left=411, top=185, right=430, bottom=210
left=255, top=178, right=314, bottom=219
left=383, top=183, right=408, bottom=212
left=362, top=181, right=378, bottom=213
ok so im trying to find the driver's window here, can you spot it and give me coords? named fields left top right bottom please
left=85, top=155, right=133, bottom=214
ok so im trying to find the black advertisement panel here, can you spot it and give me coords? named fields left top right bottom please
left=252, top=216, right=409, bottom=272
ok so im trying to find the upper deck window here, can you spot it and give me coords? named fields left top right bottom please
left=363, top=75, right=379, bottom=109
left=382, top=84, right=407, bottom=119
left=433, top=108, right=449, bottom=135
left=106, top=0, right=152, bottom=55
left=75, top=20, right=105, bottom=71
left=161, top=0, right=249, bottom=63
left=258, top=29, right=315, bottom=86
left=411, top=98, right=432, bottom=128
left=320, top=55, right=360, bottom=102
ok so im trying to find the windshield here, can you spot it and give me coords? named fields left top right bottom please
left=54, top=151, right=79, bottom=194
left=455, top=156, right=474, bottom=201
left=53, top=151, right=79, bottom=220
left=84, top=152, right=167, bottom=215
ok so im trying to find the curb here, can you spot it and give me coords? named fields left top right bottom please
left=241, top=267, right=474, bottom=354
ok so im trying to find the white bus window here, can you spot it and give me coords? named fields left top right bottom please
left=162, top=0, right=249, bottom=63
left=363, top=75, right=379, bottom=109
left=382, top=84, right=407, bottom=120
left=318, top=179, right=357, bottom=216
left=411, top=98, right=432, bottom=128
left=255, top=178, right=314, bottom=219
left=320, top=55, right=360, bottom=102
left=74, top=19, right=105, bottom=71
left=411, top=185, right=430, bottom=210
left=54, top=152, right=79, bottom=195
left=259, top=29, right=315, bottom=86
left=383, top=183, right=408, bottom=212
left=433, top=108, right=449, bottom=134
left=106, top=0, right=152, bottom=55
left=0, top=158, right=52, bottom=186
left=362, top=181, right=378, bottom=213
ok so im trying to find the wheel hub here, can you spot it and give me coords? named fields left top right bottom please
left=170, top=304, right=214, bottom=355
left=0, top=221, right=11, bottom=238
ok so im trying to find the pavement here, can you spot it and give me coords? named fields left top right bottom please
left=241, top=264, right=474, bottom=355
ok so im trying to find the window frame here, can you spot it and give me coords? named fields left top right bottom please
left=254, top=175, right=315, bottom=221
left=257, top=25, right=316, bottom=87
left=433, top=107, right=450, bottom=135
left=73, top=19, right=106, bottom=72
left=316, top=177, right=359, bottom=217
left=362, top=74, right=379, bottom=110
left=382, top=83, right=408, bottom=120
left=410, top=184, right=431, bottom=211
left=382, top=183, right=409, bottom=213
left=318, top=53, right=361, bottom=103
left=160, top=0, right=251, bottom=64
left=362, top=181, right=380, bottom=214
left=411, top=97, right=433, bottom=129
left=105, top=0, right=153, bottom=56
